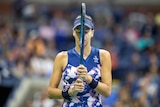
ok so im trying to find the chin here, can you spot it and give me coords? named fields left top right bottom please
left=78, top=40, right=88, bottom=47
left=78, top=43, right=87, bottom=47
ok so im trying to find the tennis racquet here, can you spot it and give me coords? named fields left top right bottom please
left=80, top=3, right=86, bottom=65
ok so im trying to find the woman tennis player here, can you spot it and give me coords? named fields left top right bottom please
left=48, top=14, right=112, bottom=107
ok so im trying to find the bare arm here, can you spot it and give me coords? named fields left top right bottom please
left=48, top=51, right=67, bottom=99
left=94, top=49, right=112, bottom=98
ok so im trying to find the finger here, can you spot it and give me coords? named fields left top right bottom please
left=78, top=72, right=87, bottom=78
left=78, top=87, right=85, bottom=92
left=76, top=78, right=83, bottom=82
left=75, top=82, right=84, bottom=87
left=74, top=84, right=84, bottom=89
left=74, top=86, right=84, bottom=92
left=74, top=82, right=83, bottom=85
left=75, top=80, right=84, bottom=86
left=77, top=69, right=82, bottom=73
left=77, top=71, right=84, bottom=75
left=78, top=72, right=86, bottom=75
left=77, top=69, right=87, bottom=74
left=78, top=74, right=85, bottom=79
left=77, top=65, right=86, bottom=69
left=75, top=83, right=84, bottom=88
left=74, top=88, right=84, bottom=92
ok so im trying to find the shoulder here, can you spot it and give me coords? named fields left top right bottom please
left=93, top=47, right=110, bottom=55
left=56, top=51, right=68, bottom=58
left=99, top=49, right=110, bottom=56
left=55, top=51, right=68, bottom=61
left=54, top=51, right=68, bottom=70
left=99, top=49, right=111, bottom=62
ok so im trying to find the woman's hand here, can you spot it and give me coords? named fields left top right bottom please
left=77, top=65, right=92, bottom=83
left=69, top=78, right=85, bottom=96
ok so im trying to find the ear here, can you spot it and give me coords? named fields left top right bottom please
left=91, top=30, right=94, bottom=37
left=73, top=30, right=76, bottom=37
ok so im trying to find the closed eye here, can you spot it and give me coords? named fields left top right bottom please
left=75, top=30, right=90, bottom=34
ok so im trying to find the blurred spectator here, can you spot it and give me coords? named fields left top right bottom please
left=12, top=0, right=27, bottom=19
left=39, top=21, right=55, bottom=41
left=26, top=34, right=46, bottom=57
left=155, top=13, right=160, bottom=26
left=136, top=30, right=154, bottom=51
left=12, top=58, right=26, bottom=79
left=51, top=10, right=72, bottom=51
left=124, top=23, right=140, bottom=47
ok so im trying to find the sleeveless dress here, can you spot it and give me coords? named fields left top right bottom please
left=62, top=47, right=102, bottom=107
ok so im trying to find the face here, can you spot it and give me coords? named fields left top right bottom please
left=73, top=26, right=94, bottom=47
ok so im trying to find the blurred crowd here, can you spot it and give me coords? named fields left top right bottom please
left=0, top=0, right=160, bottom=107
